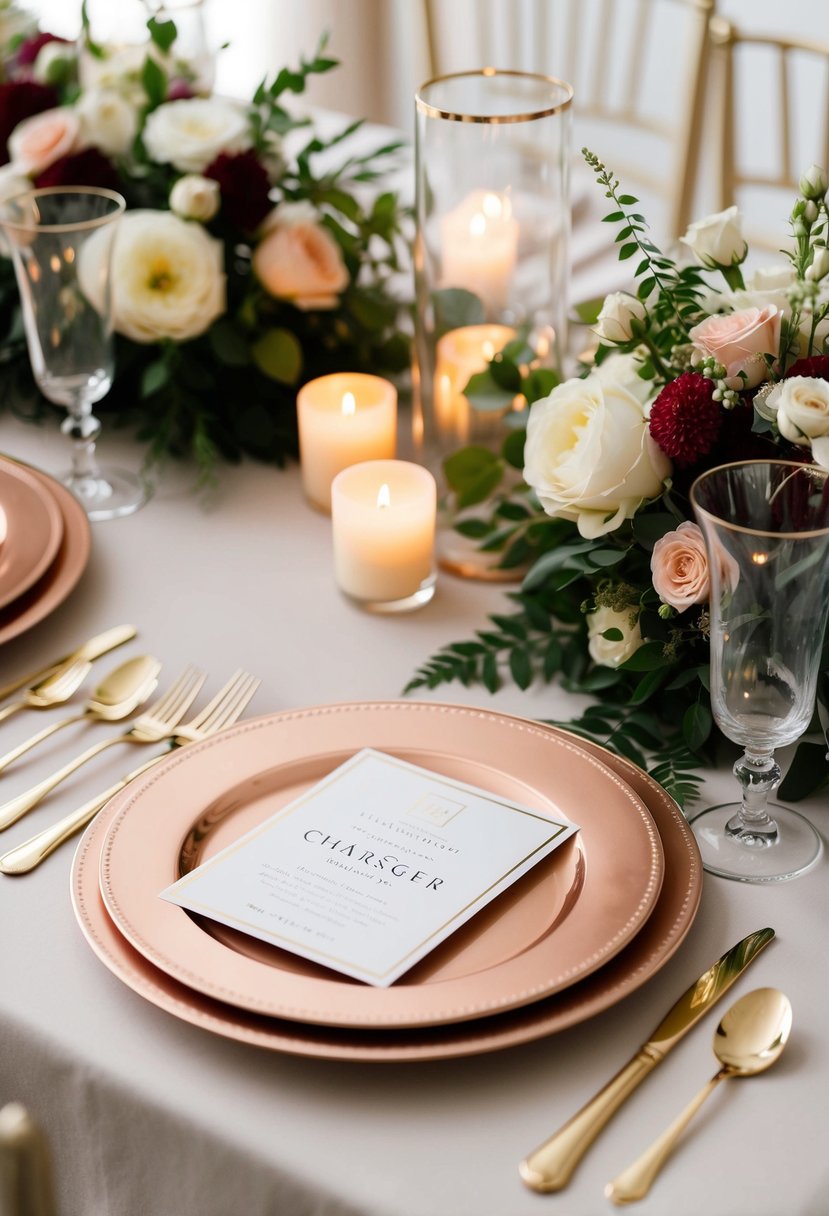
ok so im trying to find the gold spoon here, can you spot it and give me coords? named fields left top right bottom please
left=606, top=988, right=792, bottom=1205
left=0, top=656, right=161, bottom=775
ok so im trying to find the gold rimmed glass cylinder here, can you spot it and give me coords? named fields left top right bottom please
left=413, top=69, right=573, bottom=579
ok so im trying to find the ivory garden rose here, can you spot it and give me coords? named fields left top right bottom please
left=762, top=376, right=829, bottom=468
left=75, top=88, right=137, bottom=158
left=143, top=97, right=250, bottom=174
left=587, top=606, right=643, bottom=668
left=681, top=204, right=747, bottom=269
left=523, top=373, right=671, bottom=539
left=79, top=209, right=225, bottom=343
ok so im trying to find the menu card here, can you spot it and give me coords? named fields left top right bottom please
left=161, top=748, right=579, bottom=987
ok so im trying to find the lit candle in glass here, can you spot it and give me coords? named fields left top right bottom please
left=440, top=190, right=519, bottom=311
left=434, top=323, right=516, bottom=445
left=331, top=460, right=437, bottom=612
left=297, top=372, right=397, bottom=512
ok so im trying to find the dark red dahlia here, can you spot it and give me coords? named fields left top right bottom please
left=35, top=148, right=121, bottom=191
left=204, top=149, right=272, bottom=233
left=14, top=32, right=70, bottom=69
left=784, top=355, right=829, bottom=381
left=649, top=372, right=722, bottom=467
left=0, top=81, right=58, bottom=164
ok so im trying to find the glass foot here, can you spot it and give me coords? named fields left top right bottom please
left=63, top=467, right=150, bottom=522
left=688, top=801, right=823, bottom=883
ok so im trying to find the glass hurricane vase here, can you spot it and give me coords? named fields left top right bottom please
left=690, top=459, right=829, bottom=882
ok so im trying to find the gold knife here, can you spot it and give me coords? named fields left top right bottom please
left=519, top=927, right=775, bottom=1192
left=0, top=625, right=137, bottom=703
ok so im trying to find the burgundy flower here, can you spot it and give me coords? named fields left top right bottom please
left=0, top=80, right=58, bottom=164
left=649, top=372, right=723, bottom=467
left=204, top=149, right=272, bottom=233
left=784, top=355, right=829, bottom=382
left=14, top=32, right=70, bottom=69
left=35, top=148, right=121, bottom=191
left=166, top=79, right=196, bottom=102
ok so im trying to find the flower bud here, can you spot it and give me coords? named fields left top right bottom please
left=681, top=206, right=747, bottom=269
left=593, top=291, right=647, bottom=344
left=806, top=245, right=829, bottom=282
left=804, top=200, right=819, bottom=225
left=32, top=40, right=75, bottom=87
left=169, top=174, right=221, bottom=223
left=799, top=163, right=828, bottom=201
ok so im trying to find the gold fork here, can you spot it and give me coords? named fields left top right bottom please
left=0, top=666, right=206, bottom=832
left=0, top=671, right=260, bottom=874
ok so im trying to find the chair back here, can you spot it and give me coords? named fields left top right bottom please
left=0, top=1104, right=55, bottom=1216
left=422, top=0, right=714, bottom=243
left=710, top=15, right=829, bottom=250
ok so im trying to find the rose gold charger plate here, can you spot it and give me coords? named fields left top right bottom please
left=71, top=720, right=702, bottom=1061
left=0, top=458, right=64, bottom=610
left=0, top=458, right=91, bottom=646
left=95, top=704, right=665, bottom=1028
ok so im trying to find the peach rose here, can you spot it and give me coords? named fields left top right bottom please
left=7, top=107, right=81, bottom=176
left=253, top=219, right=348, bottom=310
left=689, top=305, right=782, bottom=390
left=650, top=521, right=710, bottom=611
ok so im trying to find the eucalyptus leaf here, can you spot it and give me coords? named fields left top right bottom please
left=432, top=288, right=485, bottom=336
left=251, top=329, right=303, bottom=384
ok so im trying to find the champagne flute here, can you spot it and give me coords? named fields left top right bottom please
left=0, top=186, right=148, bottom=521
left=690, top=459, right=829, bottom=882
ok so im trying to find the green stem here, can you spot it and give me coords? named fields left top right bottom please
left=640, top=334, right=671, bottom=380
left=721, top=265, right=745, bottom=292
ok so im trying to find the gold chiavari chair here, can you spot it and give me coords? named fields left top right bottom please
left=422, top=0, right=714, bottom=245
left=709, top=15, right=829, bottom=250
left=0, top=1104, right=56, bottom=1216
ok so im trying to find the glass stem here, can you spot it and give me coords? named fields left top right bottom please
left=61, top=397, right=103, bottom=486
left=728, top=749, right=781, bottom=844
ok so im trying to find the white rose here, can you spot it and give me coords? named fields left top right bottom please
left=593, top=350, right=654, bottom=407
left=766, top=378, right=829, bottom=459
left=169, top=174, right=220, bottom=222
left=78, top=43, right=151, bottom=105
left=681, top=205, right=747, bottom=269
left=143, top=98, right=250, bottom=174
left=7, top=107, right=80, bottom=175
left=78, top=209, right=225, bottom=343
left=76, top=88, right=137, bottom=157
left=594, top=291, right=646, bottom=344
left=587, top=606, right=643, bottom=668
left=807, top=247, right=829, bottom=283
left=800, top=164, right=828, bottom=201
left=523, top=374, right=672, bottom=539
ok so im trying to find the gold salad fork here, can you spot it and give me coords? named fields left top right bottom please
left=0, top=666, right=206, bottom=832
left=0, top=670, right=259, bottom=874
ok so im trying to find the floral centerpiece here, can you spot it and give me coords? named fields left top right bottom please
left=0, top=3, right=409, bottom=474
left=409, top=152, right=829, bottom=807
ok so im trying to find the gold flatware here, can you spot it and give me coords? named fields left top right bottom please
left=519, top=927, right=775, bottom=1192
left=0, top=670, right=260, bottom=874
left=0, top=666, right=206, bottom=832
left=606, top=988, right=792, bottom=1205
left=0, top=656, right=161, bottom=775
left=0, top=658, right=92, bottom=728
left=0, top=624, right=137, bottom=705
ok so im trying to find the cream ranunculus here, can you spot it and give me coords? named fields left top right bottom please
left=75, top=88, right=137, bottom=157
left=7, top=106, right=80, bottom=175
left=78, top=209, right=225, bottom=343
left=681, top=205, right=747, bottom=269
left=253, top=217, right=348, bottom=310
left=523, top=374, right=672, bottom=539
left=587, top=606, right=643, bottom=668
left=594, top=292, right=647, bottom=344
left=169, top=174, right=221, bottom=222
left=143, top=98, right=250, bottom=174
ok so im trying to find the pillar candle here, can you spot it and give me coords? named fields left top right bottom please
left=331, top=460, right=437, bottom=609
left=297, top=373, right=397, bottom=512
left=440, top=190, right=519, bottom=311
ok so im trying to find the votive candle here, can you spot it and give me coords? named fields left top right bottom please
left=297, top=372, right=397, bottom=512
left=434, top=323, right=516, bottom=444
left=331, top=460, right=437, bottom=611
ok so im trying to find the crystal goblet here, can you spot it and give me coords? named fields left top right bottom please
left=0, top=186, right=148, bottom=521
left=690, top=459, right=829, bottom=882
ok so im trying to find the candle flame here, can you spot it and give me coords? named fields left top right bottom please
left=341, top=391, right=356, bottom=417
left=377, top=483, right=391, bottom=509
left=482, top=341, right=495, bottom=361
left=752, top=552, right=769, bottom=565
left=482, top=192, right=504, bottom=219
left=469, top=212, right=486, bottom=239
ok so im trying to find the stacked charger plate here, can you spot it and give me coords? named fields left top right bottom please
left=71, top=701, right=703, bottom=1062
left=0, top=455, right=91, bottom=645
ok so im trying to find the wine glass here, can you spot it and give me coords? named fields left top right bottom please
left=0, top=186, right=148, bottom=521
left=690, top=459, right=829, bottom=882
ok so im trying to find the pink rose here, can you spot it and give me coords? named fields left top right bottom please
left=7, top=106, right=80, bottom=175
left=253, top=220, right=349, bottom=310
left=689, top=305, right=782, bottom=390
left=650, top=521, right=710, bottom=611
